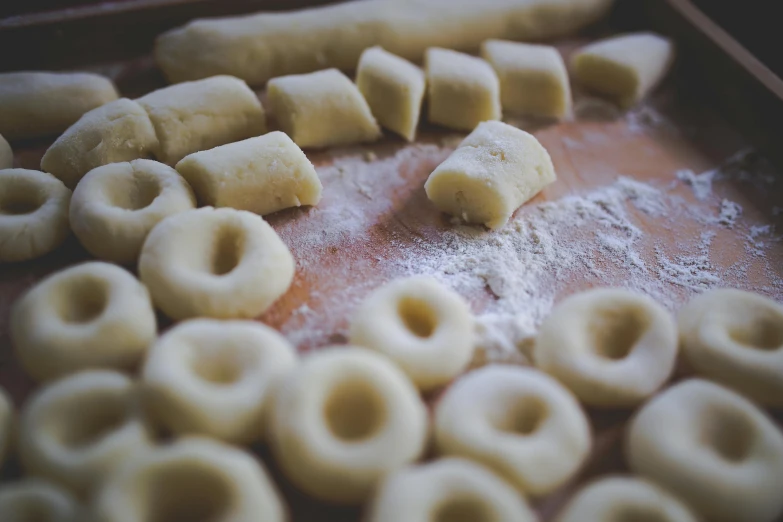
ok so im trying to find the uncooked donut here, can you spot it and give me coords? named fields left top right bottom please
left=138, top=207, right=294, bottom=320
left=627, top=379, right=783, bottom=522
left=0, top=133, right=11, bottom=169
left=11, top=261, right=157, bottom=382
left=434, top=365, right=591, bottom=496
left=69, top=159, right=195, bottom=264
left=535, top=288, right=678, bottom=406
left=269, top=347, right=428, bottom=504
left=0, top=480, right=80, bottom=522
left=0, top=169, right=71, bottom=263
left=349, top=276, right=475, bottom=391
left=0, top=386, right=13, bottom=467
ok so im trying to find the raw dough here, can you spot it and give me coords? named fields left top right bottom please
left=0, top=71, right=118, bottom=140
left=434, top=365, right=591, bottom=496
left=137, top=75, right=266, bottom=165
left=40, top=98, right=159, bottom=189
left=0, top=480, right=80, bottom=522
left=349, top=276, right=475, bottom=391
left=269, top=347, right=428, bottom=504
left=356, top=46, right=426, bottom=141
left=142, top=318, right=297, bottom=444
left=94, top=437, right=285, bottom=522
left=368, top=458, right=537, bottom=522
left=175, top=131, right=322, bottom=215
left=0, top=134, right=11, bottom=169
left=11, top=262, right=157, bottom=382
left=425, top=47, right=501, bottom=131
left=0, top=169, right=71, bottom=263
left=627, top=379, right=783, bottom=522
left=535, top=288, right=678, bottom=406
left=424, top=120, right=556, bottom=229
left=0, top=387, right=12, bottom=467
left=571, top=32, right=674, bottom=108
left=481, top=39, right=571, bottom=118
left=267, top=69, right=381, bottom=149
left=138, top=207, right=294, bottom=320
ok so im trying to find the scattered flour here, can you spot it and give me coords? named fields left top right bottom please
left=676, top=168, right=714, bottom=200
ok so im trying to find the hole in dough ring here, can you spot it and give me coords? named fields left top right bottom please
left=0, top=387, right=13, bottom=468
left=0, top=169, right=71, bottom=263
left=269, top=347, right=428, bottom=504
left=138, top=207, right=295, bottom=320
left=626, top=379, right=783, bottom=522
left=0, top=479, right=81, bottom=522
left=679, top=288, right=783, bottom=406
left=349, top=276, right=475, bottom=391
left=534, top=287, right=678, bottom=407
left=434, top=365, right=591, bottom=497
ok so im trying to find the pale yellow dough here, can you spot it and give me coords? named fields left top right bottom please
left=0, top=387, right=13, bottom=467
left=424, top=120, right=556, bottom=229
left=0, top=480, right=80, bottom=522
left=175, top=131, right=322, bottom=215
left=0, top=134, right=11, bottom=169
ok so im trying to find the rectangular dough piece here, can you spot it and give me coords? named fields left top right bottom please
left=136, top=75, right=266, bottom=165
left=0, top=134, right=12, bottom=169
left=481, top=40, right=571, bottom=119
left=175, top=131, right=322, bottom=216
left=0, top=72, right=118, bottom=140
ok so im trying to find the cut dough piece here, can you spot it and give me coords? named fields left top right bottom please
left=425, top=47, right=501, bottom=131
left=0, top=169, right=71, bottom=263
left=40, top=98, right=159, bottom=189
left=571, top=32, right=674, bottom=108
left=11, top=262, right=157, bottom=382
left=679, top=289, right=783, bottom=406
left=424, top=120, right=555, bottom=229
left=349, top=276, right=475, bottom=391
left=0, top=480, right=80, bottom=522
left=481, top=39, right=571, bottom=119
left=94, top=437, right=286, bottom=522
left=627, top=379, right=783, bottom=522
left=0, top=71, right=118, bottom=140
left=434, top=365, right=591, bottom=496
left=142, top=318, right=297, bottom=444
left=368, top=458, right=537, bottom=522
left=269, top=347, right=428, bottom=504
left=0, top=387, right=13, bottom=467
left=356, top=47, right=426, bottom=141
left=137, top=75, right=266, bottom=165
left=175, top=131, right=321, bottom=215
left=535, top=288, right=678, bottom=407
left=0, top=134, right=11, bottom=169
left=267, top=69, right=381, bottom=149
left=139, top=207, right=294, bottom=320
left=70, top=159, right=195, bottom=265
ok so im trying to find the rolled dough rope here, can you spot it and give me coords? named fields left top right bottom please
left=0, top=72, right=118, bottom=141
left=424, top=120, right=556, bottom=229
left=0, top=480, right=80, bottom=522
left=0, top=134, right=11, bottom=169
left=175, top=131, right=322, bottom=215
left=155, top=0, right=615, bottom=86
left=0, top=387, right=12, bottom=468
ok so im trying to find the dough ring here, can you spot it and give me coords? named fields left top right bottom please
left=69, top=159, right=195, bottom=264
left=0, top=386, right=13, bottom=467
left=627, top=379, right=783, bottom=522
left=142, top=318, right=297, bottom=444
left=11, top=261, right=157, bottom=382
left=534, top=288, right=678, bottom=406
left=94, top=437, right=286, bottom=522
left=349, top=276, right=475, bottom=391
left=18, top=370, right=153, bottom=497
left=0, top=169, right=71, bottom=263
left=139, top=207, right=295, bottom=320
left=679, top=288, right=783, bottom=406
left=434, top=365, right=591, bottom=496
left=368, top=458, right=537, bottom=522
left=269, top=347, right=428, bottom=504
left=0, top=480, right=80, bottom=522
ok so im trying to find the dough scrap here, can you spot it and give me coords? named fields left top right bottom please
left=0, top=134, right=11, bottom=169
left=0, top=480, right=80, bottom=522
left=0, top=387, right=12, bottom=467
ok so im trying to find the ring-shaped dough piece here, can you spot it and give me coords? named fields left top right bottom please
left=679, top=288, right=783, bottom=406
left=555, top=476, right=698, bottom=522
left=368, top=458, right=537, bottom=522
left=94, top=437, right=286, bottom=522
left=534, top=288, right=678, bottom=407
left=18, top=371, right=153, bottom=497
left=0, top=169, right=71, bottom=263
left=11, top=261, right=157, bottom=382
left=0, top=387, right=13, bottom=467
left=349, top=276, right=475, bottom=391
left=0, top=133, right=12, bottom=169
left=269, top=347, right=428, bottom=504
left=0, top=480, right=80, bottom=522
left=626, top=379, right=783, bottom=522
left=434, top=365, right=591, bottom=497
left=139, top=207, right=295, bottom=320
left=70, top=159, right=195, bottom=264
left=142, top=318, right=297, bottom=444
